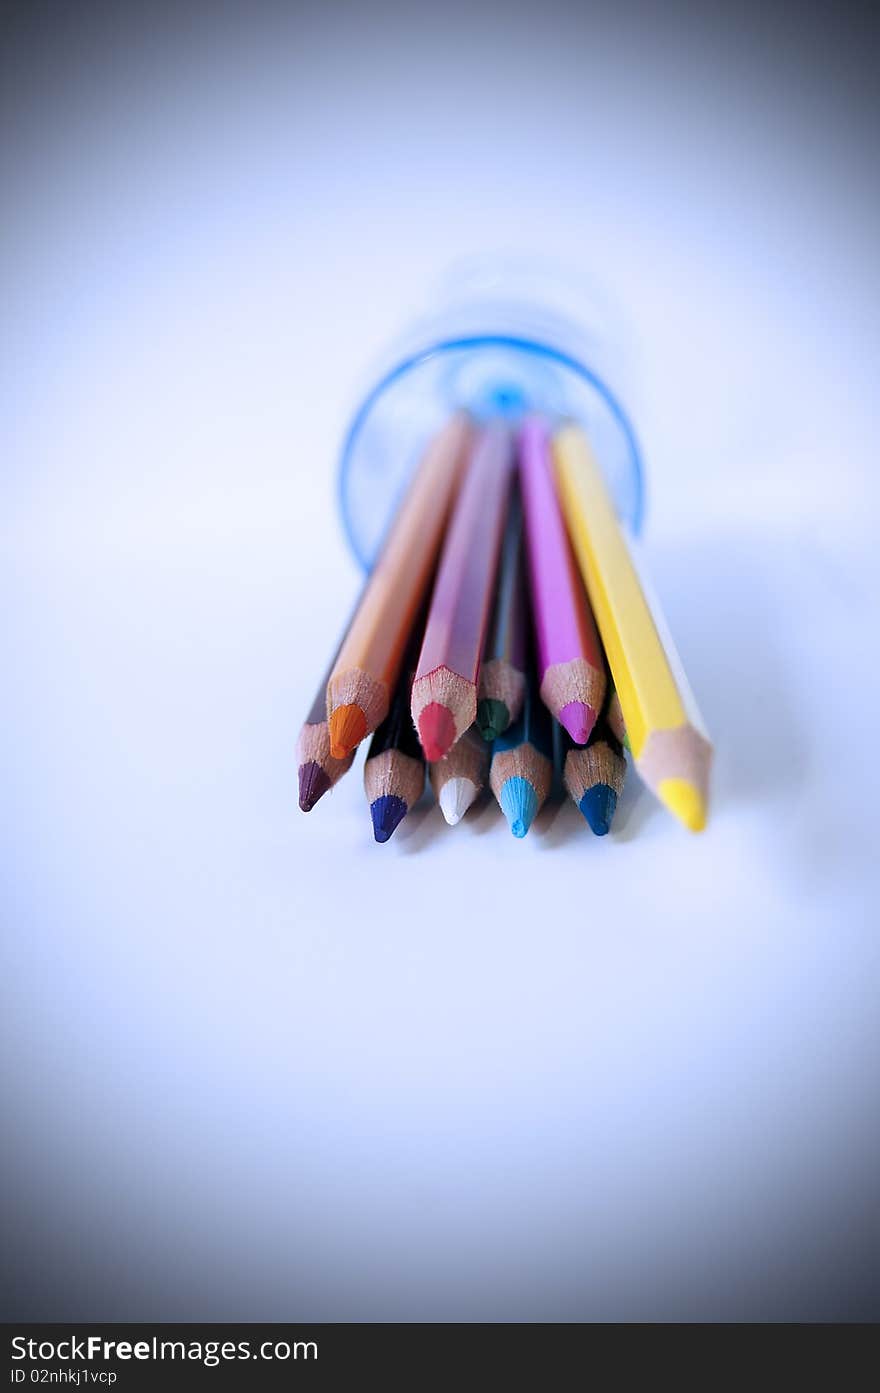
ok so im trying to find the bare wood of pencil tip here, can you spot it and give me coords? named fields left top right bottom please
left=297, top=696, right=355, bottom=813
left=429, top=726, right=490, bottom=826
left=363, top=662, right=425, bottom=844
left=411, top=424, right=515, bottom=762
left=326, top=413, right=474, bottom=760
left=489, top=682, right=554, bottom=837
left=605, top=686, right=629, bottom=750
left=296, top=618, right=359, bottom=812
left=563, top=720, right=626, bottom=836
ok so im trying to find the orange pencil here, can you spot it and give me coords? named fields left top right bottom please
left=411, top=424, right=515, bottom=761
left=326, top=413, right=473, bottom=759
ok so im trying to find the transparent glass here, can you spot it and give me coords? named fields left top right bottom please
left=338, top=259, right=645, bottom=571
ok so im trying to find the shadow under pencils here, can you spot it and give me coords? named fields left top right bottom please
left=527, top=795, right=571, bottom=848
left=608, top=765, right=656, bottom=842
left=391, top=794, right=437, bottom=853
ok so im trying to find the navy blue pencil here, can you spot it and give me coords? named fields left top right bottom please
left=363, top=664, right=425, bottom=843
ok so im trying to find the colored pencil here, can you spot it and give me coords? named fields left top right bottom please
left=326, top=412, right=473, bottom=760
left=553, top=423, right=712, bottom=832
left=297, top=627, right=357, bottom=811
left=476, top=488, right=528, bottom=742
left=429, top=726, right=490, bottom=826
left=519, top=416, right=606, bottom=745
left=606, top=685, right=629, bottom=751
left=489, top=680, right=553, bottom=838
left=563, top=719, right=626, bottom=836
left=297, top=673, right=355, bottom=812
left=411, top=424, right=514, bottom=761
left=363, top=661, right=425, bottom=843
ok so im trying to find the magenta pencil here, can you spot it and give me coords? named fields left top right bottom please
left=519, top=416, right=606, bottom=743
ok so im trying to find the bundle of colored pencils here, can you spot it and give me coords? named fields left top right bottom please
left=297, top=413, right=712, bottom=842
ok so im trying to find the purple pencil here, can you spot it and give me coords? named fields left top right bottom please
left=519, top=416, right=606, bottom=744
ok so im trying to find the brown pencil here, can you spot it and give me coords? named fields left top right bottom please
left=411, top=424, right=514, bottom=761
left=326, top=412, right=473, bottom=760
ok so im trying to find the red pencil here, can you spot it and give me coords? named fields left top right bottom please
left=411, top=425, right=514, bottom=761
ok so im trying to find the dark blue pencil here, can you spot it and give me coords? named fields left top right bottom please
left=363, top=663, right=425, bottom=843
left=562, top=717, right=626, bottom=835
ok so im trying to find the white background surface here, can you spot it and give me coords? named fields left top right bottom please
left=2, top=2, right=879, bottom=1318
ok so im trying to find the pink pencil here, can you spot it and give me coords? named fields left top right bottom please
left=411, top=424, right=514, bottom=761
left=519, top=416, right=606, bottom=743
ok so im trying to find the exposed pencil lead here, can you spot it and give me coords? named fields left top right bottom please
left=298, top=761, right=331, bottom=813
left=577, top=783, right=618, bottom=836
left=438, top=776, right=478, bottom=826
left=370, top=794, right=408, bottom=844
left=417, top=703, right=457, bottom=762
left=476, top=698, right=509, bottom=743
left=657, top=779, right=707, bottom=834
left=328, top=703, right=367, bottom=759
left=558, top=700, right=597, bottom=746
left=499, top=776, right=539, bottom=839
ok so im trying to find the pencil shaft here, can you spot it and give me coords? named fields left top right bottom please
left=365, top=665, right=423, bottom=766
left=520, top=417, right=604, bottom=682
left=477, top=487, right=528, bottom=738
left=553, top=424, right=704, bottom=753
left=484, top=489, right=527, bottom=670
left=415, top=425, right=514, bottom=684
left=553, top=424, right=711, bottom=830
left=327, top=412, right=473, bottom=749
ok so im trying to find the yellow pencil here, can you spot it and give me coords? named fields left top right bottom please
left=552, top=424, right=712, bottom=832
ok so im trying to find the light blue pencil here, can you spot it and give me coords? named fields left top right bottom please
left=489, top=678, right=553, bottom=837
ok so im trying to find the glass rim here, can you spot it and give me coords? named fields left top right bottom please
left=338, top=332, right=645, bottom=572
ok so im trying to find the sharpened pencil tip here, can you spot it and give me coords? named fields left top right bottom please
left=370, top=794, right=408, bottom=843
left=417, top=703, right=457, bottom=762
left=476, top=698, right=509, bottom=742
left=499, top=776, right=539, bottom=838
left=328, top=703, right=367, bottom=759
left=298, top=761, right=331, bottom=812
left=558, top=700, right=598, bottom=746
left=657, top=778, right=707, bottom=833
left=577, top=783, right=618, bottom=836
left=438, top=777, right=478, bottom=826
